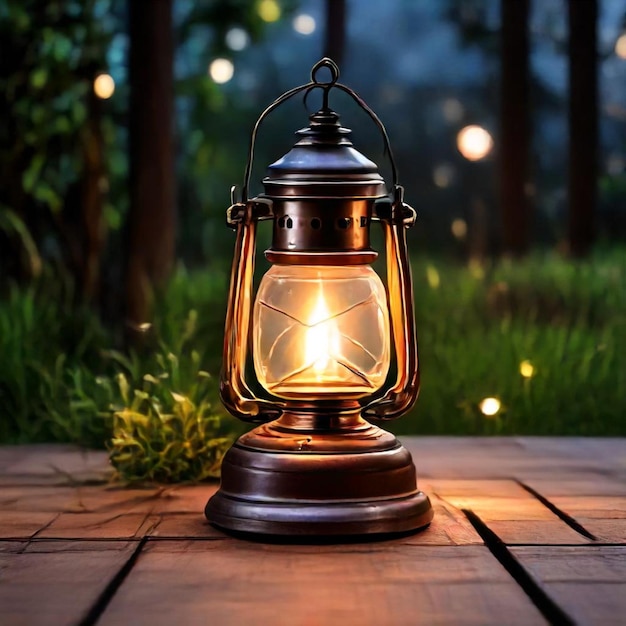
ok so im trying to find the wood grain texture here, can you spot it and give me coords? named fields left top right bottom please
left=481, top=520, right=592, bottom=545
left=1, top=440, right=625, bottom=625
left=510, top=547, right=626, bottom=625
left=0, top=541, right=135, bottom=626
left=99, top=541, right=546, bottom=626
left=37, top=512, right=159, bottom=539
left=0, top=511, right=60, bottom=539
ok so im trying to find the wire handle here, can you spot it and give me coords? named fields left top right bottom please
left=241, top=58, right=399, bottom=202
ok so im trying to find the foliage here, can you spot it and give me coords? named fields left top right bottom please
left=392, top=248, right=626, bottom=436
left=0, top=0, right=118, bottom=277
left=108, top=352, right=232, bottom=484
left=1, top=249, right=624, bottom=484
left=0, top=276, right=111, bottom=445
left=0, top=267, right=238, bottom=483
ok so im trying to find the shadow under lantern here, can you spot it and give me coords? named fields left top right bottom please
left=205, top=59, right=433, bottom=537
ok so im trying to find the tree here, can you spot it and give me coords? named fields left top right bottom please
left=0, top=0, right=112, bottom=292
left=567, top=0, right=598, bottom=257
left=125, top=0, right=176, bottom=333
left=499, top=0, right=531, bottom=256
left=324, top=0, right=346, bottom=67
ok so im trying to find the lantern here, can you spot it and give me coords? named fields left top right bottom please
left=205, top=59, right=433, bottom=536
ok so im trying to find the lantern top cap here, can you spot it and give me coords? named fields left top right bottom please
left=261, top=104, right=385, bottom=200
left=241, top=58, right=398, bottom=202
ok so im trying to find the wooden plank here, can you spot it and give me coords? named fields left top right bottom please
left=148, top=484, right=217, bottom=514
left=430, top=479, right=596, bottom=544
left=547, top=496, right=626, bottom=520
left=0, top=485, right=75, bottom=511
left=540, top=583, right=626, bottom=626
left=483, top=520, right=592, bottom=545
left=575, top=519, right=626, bottom=543
left=25, top=539, right=138, bottom=552
left=2, top=445, right=110, bottom=484
left=401, top=491, right=482, bottom=545
left=427, top=479, right=527, bottom=497
left=37, top=512, right=160, bottom=539
left=0, top=541, right=135, bottom=626
left=522, top=477, right=626, bottom=497
left=436, top=496, right=553, bottom=521
left=0, top=541, right=25, bottom=553
left=404, top=437, right=625, bottom=479
left=148, top=513, right=226, bottom=539
left=0, top=511, right=60, bottom=540
left=510, top=547, right=626, bottom=625
left=65, top=485, right=169, bottom=514
left=511, top=546, right=626, bottom=581
left=99, top=541, right=545, bottom=626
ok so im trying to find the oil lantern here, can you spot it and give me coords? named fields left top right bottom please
left=205, top=59, right=433, bottom=536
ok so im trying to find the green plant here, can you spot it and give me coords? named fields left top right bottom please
left=107, top=349, right=233, bottom=483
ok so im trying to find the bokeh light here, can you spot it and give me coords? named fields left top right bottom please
left=258, top=0, right=281, bottom=22
left=442, top=98, right=464, bottom=123
left=226, top=27, right=249, bottom=51
left=479, top=397, right=501, bottom=416
left=615, top=33, right=626, bottom=59
left=93, top=73, right=115, bottom=99
left=209, top=58, right=234, bottom=84
left=451, top=218, right=468, bottom=240
left=426, top=265, right=440, bottom=289
left=293, top=14, right=316, bottom=35
left=520, top=360, right=535, bottom=378
left=457, top=125, right=494, bottom=161
left=433, top=163, right=455, bottom=188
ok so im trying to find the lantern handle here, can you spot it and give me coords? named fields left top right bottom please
left=220, top=200, right=285, bottom=423
left=362, top=187, right=420, bottom=420
left=242, top=58, right=399, bottom=201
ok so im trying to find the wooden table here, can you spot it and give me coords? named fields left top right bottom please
left=0, top=438, right=624, bottom=625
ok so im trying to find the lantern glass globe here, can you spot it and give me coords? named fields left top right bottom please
left=253, top=264, right=390, bottom=399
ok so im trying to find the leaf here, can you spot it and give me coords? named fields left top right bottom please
left=30, top=68, right=48, bottom=89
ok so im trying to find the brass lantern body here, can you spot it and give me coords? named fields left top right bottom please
left=205, top=59, right=433, bottom=536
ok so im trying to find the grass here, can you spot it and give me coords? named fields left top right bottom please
left=395, top=249, right=625, bottom=435
left=0, top=248, right=624, bottom=464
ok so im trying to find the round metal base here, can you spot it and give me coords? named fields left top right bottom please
left=205, top=417, right=433, bottom=537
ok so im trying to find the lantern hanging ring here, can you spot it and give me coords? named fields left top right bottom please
left=241, top=58, right=400, bottom=204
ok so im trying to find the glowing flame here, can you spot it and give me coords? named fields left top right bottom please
left=457, top=125, right=494, bottom=161
left=305, top=292, right=340, bottom=377
left=479, top=397, right=501, bottom=416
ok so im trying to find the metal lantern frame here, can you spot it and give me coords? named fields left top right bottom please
left=206, top=59, right=433, bottom=537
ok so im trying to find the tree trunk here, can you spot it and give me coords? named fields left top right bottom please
left=79, top=85, right=106, bottom=300
left=126, top=0, right=175, bottom=332
left=567, top=0, right=598, bottom=257
left=323, top=0, right=346, bottom=68
left=499, top=0, right=531, bottom=256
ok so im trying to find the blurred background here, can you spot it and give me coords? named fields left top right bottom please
left=1, top=0, right=625, bottom=457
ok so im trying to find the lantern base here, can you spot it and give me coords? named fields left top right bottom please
left=205, top=414, right=433, bottom=537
